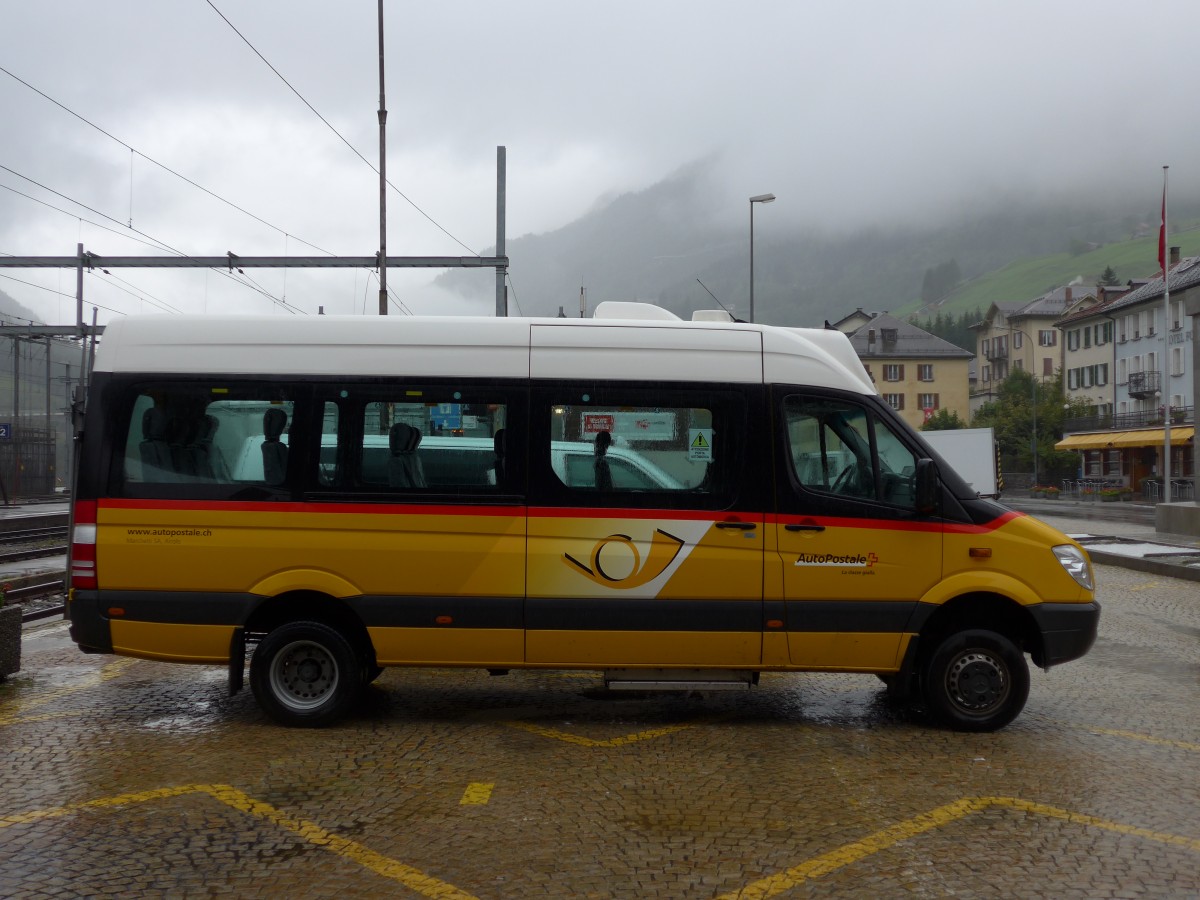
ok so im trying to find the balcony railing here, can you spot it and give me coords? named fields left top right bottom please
left=1127, top=370, right=1162, bottom=398
left=1062, top=406, right=1192, bottom=433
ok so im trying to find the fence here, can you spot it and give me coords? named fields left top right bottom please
left=0, top=423, right=57, bottom=500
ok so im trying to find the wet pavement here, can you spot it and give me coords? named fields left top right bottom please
left=2, top=500, right=1199, bottom=897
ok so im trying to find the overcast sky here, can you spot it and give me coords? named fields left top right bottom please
left=2, top=0, right=1197, bottom=324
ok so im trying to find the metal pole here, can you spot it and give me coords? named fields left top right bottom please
left=1032, top=372, right=1038, bottom=487
left=748, top=194, right=775, bottom=324
left=496, top=146, right=507, bottom=317
left=12, top=337, right=19, bottom=498
left=1161, top=165, right=1171, bottom=503
left=749, top=200, right=755, bottom=324
left=75, top=242, right=84, bottom=332
left=13, top=336, right=19, bottom=427
left=377, top=0, right=388, bottom=315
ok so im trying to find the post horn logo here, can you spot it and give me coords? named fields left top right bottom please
left=563, top=528, right=685, bottom=588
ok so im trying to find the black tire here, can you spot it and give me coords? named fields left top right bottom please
left=250, top=621, right=360, bottom=727
left=922, top=629, right=1029, bottom=732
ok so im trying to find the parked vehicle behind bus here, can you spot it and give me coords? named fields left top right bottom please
left=68, top=304, right=1098, bottom=731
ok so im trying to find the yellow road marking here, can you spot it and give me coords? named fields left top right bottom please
left=0, top=658, right=138, bottom=726
left=4, top=787, right=1198, bottom=898
left=1125, top=581, right=1162, bottom=592
left=714, top=796, right=1200, bottom=899
left=0, top=710, right=82, bottom=726
left=502, top=719, right=700, bottom=747
left=1087, top=727, right=1200, bottom=752
left=1, top=784, right=478, bottom=900
left=459, top=783, right=494, bottom=806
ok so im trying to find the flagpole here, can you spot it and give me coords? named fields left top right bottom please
left=1161, top=165, right=1172, bottom=504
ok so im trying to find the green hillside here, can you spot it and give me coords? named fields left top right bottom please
left=896, top=222, right=1200, bottom=319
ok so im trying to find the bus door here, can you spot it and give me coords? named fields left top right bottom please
left=525, top=382, right=765, bottom=668
left=773, top=391, right=942, bottom=670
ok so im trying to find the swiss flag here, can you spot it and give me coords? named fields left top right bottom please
left=1158, top=187, right=1167, bottom=273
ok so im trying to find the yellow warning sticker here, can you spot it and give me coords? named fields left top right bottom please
left=688, top=428, right=713, bottom=461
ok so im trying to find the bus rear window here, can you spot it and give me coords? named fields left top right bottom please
left=121, top=386, right=294, bottom=488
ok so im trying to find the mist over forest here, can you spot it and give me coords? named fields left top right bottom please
left=4, top=164, right=1194, bottom=331
left=437, top=162, right=1199, bottom=328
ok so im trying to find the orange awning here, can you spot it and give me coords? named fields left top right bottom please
left=1055, top=428, right=1194, bottom=451
left=1106, top=427, right=1194, bottom=448
left=1055, top=433, right=1118, bottom=450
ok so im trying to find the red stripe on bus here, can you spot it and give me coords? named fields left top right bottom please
left=98, top=499, right=1023, bottom=534
left=99, top=498, right=527, bottom=517
left=769, top=509, right=1023, bottom=535
left=527, top=506, right=753, bottom=522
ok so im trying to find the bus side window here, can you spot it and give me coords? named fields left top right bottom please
left=540, top=390, right=741, bottom=509
left=119, top=386, right=295, bottom=494
left=354, top=396, right=508, bottom=493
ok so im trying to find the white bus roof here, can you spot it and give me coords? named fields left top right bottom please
left=92, top=309, right=875, bottom=394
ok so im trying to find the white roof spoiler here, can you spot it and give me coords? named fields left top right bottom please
left=592, top=301, right=681, bottom=321
left=691, top=309, right=736, bottom=322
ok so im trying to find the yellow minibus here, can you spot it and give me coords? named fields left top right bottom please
left=68, top=303, right=1098, bottom=730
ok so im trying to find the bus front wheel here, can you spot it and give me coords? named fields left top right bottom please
left=250, top=621, right=360, bottom=727
left=922, top=629, right=1029, bottom=732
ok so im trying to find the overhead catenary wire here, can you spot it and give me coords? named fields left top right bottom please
left=0, top=64, right=334, bottom=258
left=505, top=272, right=523, bottom=316
left=0, top=163, right=296, bottom=312
left=0, top=271, right=76, bottom=300
left=3, top=65, right=478, bottom=318
left=0, top=183, right=186, bottom=255
left=203, top=0, right=480, bottom=258
left=4, top=182, right=344, bottom=317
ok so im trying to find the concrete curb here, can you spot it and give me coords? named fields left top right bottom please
left=1083, top=548, right=1200, bottom=582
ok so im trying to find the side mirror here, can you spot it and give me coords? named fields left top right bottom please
left=914, top=458, right=939, bottom=515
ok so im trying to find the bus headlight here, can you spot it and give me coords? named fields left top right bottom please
left=1053, top=544, right=1094, bottom=591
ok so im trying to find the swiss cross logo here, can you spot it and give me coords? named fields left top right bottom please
left=867, top=552, right=879, bottom=567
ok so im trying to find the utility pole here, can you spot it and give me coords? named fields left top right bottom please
left=495, top=146, right=506, bottom=317
left=377, top=0, right=388, bottom=315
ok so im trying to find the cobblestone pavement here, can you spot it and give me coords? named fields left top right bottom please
left=2, top=562, right=1199, bottom=898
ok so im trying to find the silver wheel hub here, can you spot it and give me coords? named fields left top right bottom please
left=269, top=640, right=339, bottom=711
left=946, top=650, right=1008, bottom=713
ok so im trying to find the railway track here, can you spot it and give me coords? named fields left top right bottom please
left=0, top=510, right=70, bottom=623
left=13, top=579, right=67, bottom=623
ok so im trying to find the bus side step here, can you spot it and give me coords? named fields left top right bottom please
left=603, top=669, right=756, bottom=691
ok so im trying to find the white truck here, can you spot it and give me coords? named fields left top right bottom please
left=922, top=427, right=1000, bottom=497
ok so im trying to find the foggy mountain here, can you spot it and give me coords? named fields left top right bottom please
left=436, top=162, right=1196, bottom=327
left=0, top=287, right=47, bottom=325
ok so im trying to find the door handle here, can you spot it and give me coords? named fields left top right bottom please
left=716, top=521, right=757, bottom=531
left=785, top=523, right=826, bottom=532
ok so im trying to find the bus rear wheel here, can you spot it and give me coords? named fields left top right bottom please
left=250, top=621, right=360, bottom=727
left=922, top=629, right=1029, bottom=732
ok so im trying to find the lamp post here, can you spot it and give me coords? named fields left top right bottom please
left=1006, top=326, right=1041, bottom=486
left=1031, top=371, right=1039, bottom=487
left=749, top=193, right=775, bottom=323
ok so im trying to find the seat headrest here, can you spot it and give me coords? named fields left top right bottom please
left=199, top=414, right=219, bottom=442
left=143, top=407, right=169, bottom=441
left=263, top=407, right=288, bottom=441
left=494, top=428, right=506, bottom=456
left=390, top=422, right=421, bottom=454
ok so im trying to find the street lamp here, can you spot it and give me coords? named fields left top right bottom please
left=749, top=193, right=775, bottom=323
left=1004, top=326, right=1041, bottom=486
